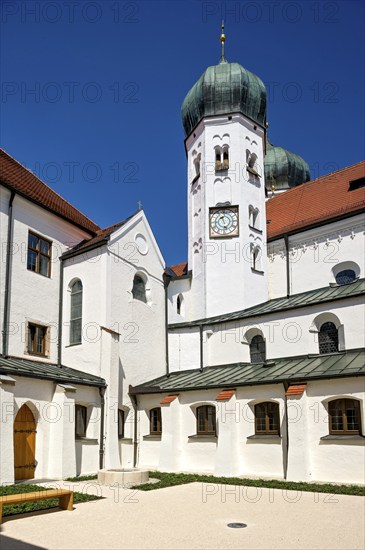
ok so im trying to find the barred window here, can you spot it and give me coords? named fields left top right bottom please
left=75, top=405, right=87, bottom=438
left=255, top=402, right=280, bottom=435
left=149, top=408, right=162, bottom=435
left=250, top=335, right=266, bottom=364
left=27, top=232, right=51, bottom=277
left=70, top=280, right=83, bottom=345
left=329, top=399, right=361, bottom=435
left=132, top=275, right=147, bottom=303
left=318, top=322, right=338, bottom=354
left=335, top=269, right=356, bottom=285
left=196, top=405, right=216, bottom=435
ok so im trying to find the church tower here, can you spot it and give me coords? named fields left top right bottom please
left=181, top=24, right=269, bottom=319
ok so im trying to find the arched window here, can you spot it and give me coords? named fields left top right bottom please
left=132, top=274, right=147, bottom=303
left=335, top=269, right=357, bottom=285
left=318, top=322, right=338, bottom=354
left=255, top=402, right=280, bottom=435
left=196, top=405, right=216, bottom=435
left=249, top=206, right=260, bottom=229
left=149, top=408, right=162, bottom=435
left=215, top=147, right=222, bottom=171
left=118, top=409, right=125, bottom=439
left=177, top=293, right=184, bottom=316
left=328, top=399, right=361, bottom=435
left=222, top=146, right=229, bottom=169
left=70, top=280, right=83, bottom=345
left=251, top=245, right=262, bottom=271
left=250, top=335, right=266, bottom=363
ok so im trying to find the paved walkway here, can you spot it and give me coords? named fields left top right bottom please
left=1, top=480, right=364, bottom=549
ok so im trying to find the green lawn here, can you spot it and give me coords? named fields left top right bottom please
left=132, top=471, right=365, bottom=496
left=65, top=475, right=98, bottom=482
left=0, top=484, right=103, bottom=517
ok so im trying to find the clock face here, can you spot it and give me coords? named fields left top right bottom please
left=209, top=206, right=239, bottom=238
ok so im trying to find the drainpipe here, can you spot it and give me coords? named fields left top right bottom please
left=284, top=234, right=290, bottom=297
left=199, top=324, right=204, bottom=371
left=283, top=381, right=289, bottom=480
left=130, top=394, right=138, bottom=468
left=99, top=386, right=106, bottom=469
left=163, top=273, right=171, bottom=377
left=57, top=257, right=64, bottom=367
left=2, top=191, right=15, bottom=357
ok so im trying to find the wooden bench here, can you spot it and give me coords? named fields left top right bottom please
left=0, top=489, right=73, bottom=524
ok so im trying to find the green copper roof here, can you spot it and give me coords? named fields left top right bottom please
left=169, top=279, right=365, bottom=329
left=265, top=138, right=311, bottom=191
left=0, top=355, right=106, bottom=387
left=181, top=62, right=267, bottom=137
left=131, top=349, right=365, bottom=394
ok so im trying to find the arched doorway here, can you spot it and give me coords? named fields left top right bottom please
left=14, top=404, right=36, bottom=480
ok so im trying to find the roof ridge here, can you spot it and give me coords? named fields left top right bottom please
left=0, top=148, right=100, bottom=232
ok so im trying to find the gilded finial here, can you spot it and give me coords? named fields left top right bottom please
left=219, top=20, right=227, bottom=64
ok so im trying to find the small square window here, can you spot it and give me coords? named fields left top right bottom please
left=75, top=405, right=87, bottom=438
left=27, top=323, right=48, bottom=356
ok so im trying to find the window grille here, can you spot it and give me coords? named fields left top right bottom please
left=318, top=322, right=338, bottom=354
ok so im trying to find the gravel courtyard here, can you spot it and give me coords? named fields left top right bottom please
left=1, top=480, right=364, bottom=550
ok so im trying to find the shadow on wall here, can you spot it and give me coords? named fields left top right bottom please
left=0, top=533, right=47, bottom=550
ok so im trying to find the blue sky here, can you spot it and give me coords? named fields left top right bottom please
left=1, top=0, right=364, bottom=265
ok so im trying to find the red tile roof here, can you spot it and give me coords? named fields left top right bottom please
left=169, top=262, right=189, bottom=277
left=216, top=389, right=236, bottom=401
left=285, top=384, right=307, bottom=396
left=0, top=148, right=99, bottom=234
left=266, top=161, right=365, bottom=240
left=64, top=217, right=134, bottom=257
left=160, top=395, right=179, bottom=405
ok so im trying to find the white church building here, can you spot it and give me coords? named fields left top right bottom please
left=1, top=30, right=364, bottom=485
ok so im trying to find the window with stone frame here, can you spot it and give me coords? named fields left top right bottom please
left=27, top=232, right=51, bottom=277
left=255, top=402, right=280, bottom=435
left=149, top=407, right=162, bottom=435
left=196, top=405, right=216, bottom=435
left=27, top=323, right=48, bottom=356
left=328, top=399, right=361, bottom=435
left=318, top=322, right=339, bottom=354
left=75, top=405, right=87, bottom=438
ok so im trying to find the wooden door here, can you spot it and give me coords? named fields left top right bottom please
left=14, top=404, right=36, bottom=480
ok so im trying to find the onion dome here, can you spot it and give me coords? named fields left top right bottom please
left=181, top=23, right=267, bottom=137
left=264, top=138, right=311, bottom=192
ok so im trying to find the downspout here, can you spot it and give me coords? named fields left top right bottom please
left=199, top=324, right=204, bottom=371
left=163, top=273, right=171, bottom=377
left=99, top=386, right=106, bottom=469
left=57, top=257, right=64, bottom=366
left=2, top=191, right=15, bottom=357
left=130, top=393, right=138, bottom=468
left=283, top=381, right=289, bottom=480
left=284, top=234, right=290, bottom=297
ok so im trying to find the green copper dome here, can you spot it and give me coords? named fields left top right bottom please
left=264, top=139, right=310, bottom=192
left=181, top=61, right=267, bottom=137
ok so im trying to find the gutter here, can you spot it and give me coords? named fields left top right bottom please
left=99, top=386, right=106, bottom=469
left=283, top=381, right=289, bottom=480
left=2, top=191, right=15, bottom=357
left=163, top=273, right=171, bottom=377
left=57, top=257, right=64, bottom=366
left=199, top=325, right=204, bottom=371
